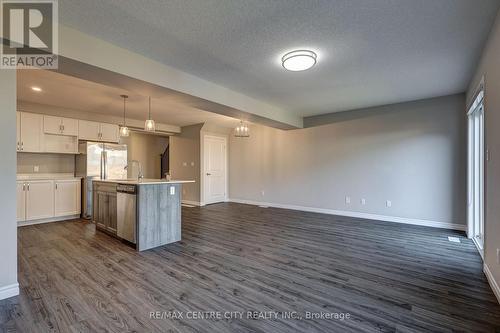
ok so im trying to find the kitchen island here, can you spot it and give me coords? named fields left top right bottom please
left=92, top=179, right=194, bottom=251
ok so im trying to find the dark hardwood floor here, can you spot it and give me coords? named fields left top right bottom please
left=1, top=203, right=499, bottom=332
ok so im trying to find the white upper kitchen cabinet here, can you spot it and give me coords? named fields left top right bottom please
left=99, top=123, right=119, bottom=143
left=78, top=120, right=119, bottom=143
left=19, top=112, right=44, bottom=152
left=16, top=182, right=26, bottom=222
left=54, top=180, right=81, bottom=217
left=78, top=120, right=101, bottom=141
left=44, top=116, right=78, bottom=136
left=26, top=181, right=55, bottom=220
left=16, top=112, right=21, bottom=151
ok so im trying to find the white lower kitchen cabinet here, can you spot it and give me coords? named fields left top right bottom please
left=55, top=180, right=81, bottom=217
left=17, top=178, right=81, bottom=225
left=16, top=182, right=26, bottom=222
left=26, top=181, right=55, bottom=220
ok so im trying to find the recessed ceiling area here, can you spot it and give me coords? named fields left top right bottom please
left=17, top=69, right=241, bottom=128
left=58, top=0, right=500, bottom=117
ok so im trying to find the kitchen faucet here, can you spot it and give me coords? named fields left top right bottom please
left=125, top=160, right=144, bottom=180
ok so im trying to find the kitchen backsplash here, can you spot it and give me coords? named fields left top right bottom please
left=17, top=153, right=75, bottom=174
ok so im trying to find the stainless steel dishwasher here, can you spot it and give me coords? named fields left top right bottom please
left=116, top=184, right=137, bottom=244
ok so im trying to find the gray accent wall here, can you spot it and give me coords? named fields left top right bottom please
left=229, top=94, right=466, bottom=226
left=467, top=10, right=500, bottom=296
left=169, top=124, right=204, bottom=203
left=0, top=70, right=18, bottom=298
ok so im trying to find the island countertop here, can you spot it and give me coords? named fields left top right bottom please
left=94, top=179, right=195, bottom=185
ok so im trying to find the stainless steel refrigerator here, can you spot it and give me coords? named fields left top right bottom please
left=76, top=142, right=128, bottom=219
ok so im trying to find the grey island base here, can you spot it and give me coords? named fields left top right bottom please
left=92, top=179, right=195, bottom=251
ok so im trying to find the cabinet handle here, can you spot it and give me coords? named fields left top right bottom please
left=17, top=142, right=19, bottom=151
left=27, top=184, right=30, bottom=191
left=21, top=142, right=23, bottom=151
left=23, top=184, right=25, bottom=191
left=55, top=183, right=58, bottom=190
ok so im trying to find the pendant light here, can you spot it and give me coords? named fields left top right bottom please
left=119, top=94, right=130, bottom=137
left=144, top=96, right=156, bottom=132
left=234, top=120, right=250, bottom=138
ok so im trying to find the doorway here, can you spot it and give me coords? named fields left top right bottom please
left=202, top=135, right=227, bottom=205
left=467, top=89, right=485, bottom=256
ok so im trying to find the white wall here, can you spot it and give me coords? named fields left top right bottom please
left=229, top=94, right=466, bottom=229
left=467, top=10, right=500, bottom=301
left=0, top=70, right=19, bottom=300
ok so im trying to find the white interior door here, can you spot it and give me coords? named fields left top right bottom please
left=203, top=135, right=227, bottom=204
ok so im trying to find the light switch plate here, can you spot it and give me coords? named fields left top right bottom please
left=33, top=165, right=39, bottom=173
left=170, top=186, right=175, bottom=195
left=361, top=198, right=366, bottom=205
left=386, top=200, right=392, bottom=207
left=345, top=196, right=351, bottom=204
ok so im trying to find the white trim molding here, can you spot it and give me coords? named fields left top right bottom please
left=228, top=198, right=466, bottom=231
left=0, top=283, right=19, bottom=300
left=484, top=264, right=500, bottom=304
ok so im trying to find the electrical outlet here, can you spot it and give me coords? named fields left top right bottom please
left=386, top=200, right=392, bottom=208
left=190, top=162, right=195, bottom=167
left=182, top=162, right=187, bottom=167
left=361, top=198, right=366, bottom=205
left=345, top=196, right=351, bottom=204
left=33, top=165, right=39, bottom=173
left=170, top=186, right=175, bottom=195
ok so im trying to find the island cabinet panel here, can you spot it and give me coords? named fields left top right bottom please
left=137, top=184, right=181, bottom=251
left=93, top=182, right=118, bottom=235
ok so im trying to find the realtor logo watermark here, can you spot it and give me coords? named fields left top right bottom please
left=1, top=0, right=58, bottom=69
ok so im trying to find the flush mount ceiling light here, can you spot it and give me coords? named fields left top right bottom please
left=144, top=96, right=156, bottom=132
left=31, top=86, right=42, bottom=92
left=119, top=94, right=130, bottom=137
left=234, top=121, right=250, bottom=138
left=281, top=50, right=317, bottom=71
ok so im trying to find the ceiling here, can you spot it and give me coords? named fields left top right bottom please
left=58, top=0, right=500, bottom=117
left=17, top=69, right=241, bottom=128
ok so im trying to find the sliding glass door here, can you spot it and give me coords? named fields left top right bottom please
left=467, top=91, right=484, bottom=254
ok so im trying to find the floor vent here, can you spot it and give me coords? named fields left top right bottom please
left=182, top=204, right=196, bottom=208
left=448, top=236, right=461, bottom=243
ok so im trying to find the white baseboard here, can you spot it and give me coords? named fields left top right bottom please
left=18, top=214, right=80, bottom=227
left=484, top=263, right=500, bottom=304
left=228, top=198, right=466, bottom=231
left=0, top=283, right=19, bottom=300
left=182, top=200, right=202, bottom=206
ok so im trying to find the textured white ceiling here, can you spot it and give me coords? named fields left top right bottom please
left=59, top=0, right=499, bottom=116
left=17, top=70, right=241, bottom=128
